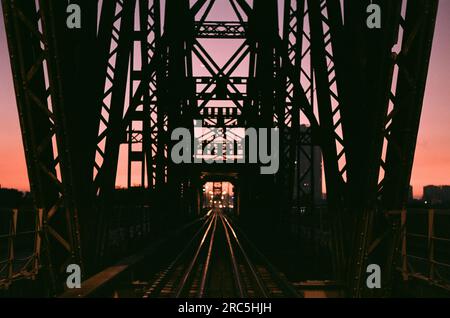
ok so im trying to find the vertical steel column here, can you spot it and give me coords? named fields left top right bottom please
left=93, top=0, right=137, bottom=265
left=308, top=0, right=348, bottom=283
left=1, top=0, right=94, bottom=291
left=380, top=0, right=439, bottom=292
left=97, top=0, right=136, bottom=196
left=282, top=0, right=304, bottom=215
left=127, top=0, right=161, bottom=189
left=160, top=0, right=194, bottom=215
left=247, top=0, right=281, bottom=224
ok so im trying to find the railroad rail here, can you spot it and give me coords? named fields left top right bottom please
left=142, top=210, right=300, bottom=298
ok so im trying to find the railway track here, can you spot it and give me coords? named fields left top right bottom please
left=143, top=209, right=300, bottom=298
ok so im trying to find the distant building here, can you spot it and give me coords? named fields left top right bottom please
left=0, top=188, right=27, bottom=208
left=408, top=185, right=414, bottom=203
left=423, top=185, right=450, bottom=204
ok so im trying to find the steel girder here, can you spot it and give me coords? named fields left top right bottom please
left=284, top=0, right=328, bottom=216
left=1, top=0, right=106, bottom=291
left=307, top=0, right=348, bottom=281
left=308, top=0, right=439, bottom=296
left=2, top=0, right=62, bottom=292
left=92, top=0, right=139, bottom=265
left=381, top=0, right=439, bottom=214
left=283, top=0, right=305, bottom=216
left=377, top=0, right=439, bottom=296
left=279, top=0, right=438, bottom=296
left=94, top=0, right=136, bottom=197
left=160, top=0, right=195, bottom=216
left=337, top=0, right=402, bottom=297
left=127, top=0, right=161, bottom=189
left=42, top=0, right=117, bottom=277
left=1, top=0, right=144, bottom=288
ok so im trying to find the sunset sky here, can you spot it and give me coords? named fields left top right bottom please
left=0, top=2, right=449, bottom=198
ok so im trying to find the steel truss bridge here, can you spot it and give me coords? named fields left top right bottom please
left=0, top=0, right=439, bottom=297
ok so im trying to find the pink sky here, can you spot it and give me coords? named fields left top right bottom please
left=0, top=2, right=449, bottom=198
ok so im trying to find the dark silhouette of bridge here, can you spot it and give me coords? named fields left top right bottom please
left=0, top=0, right=442, bottom=298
